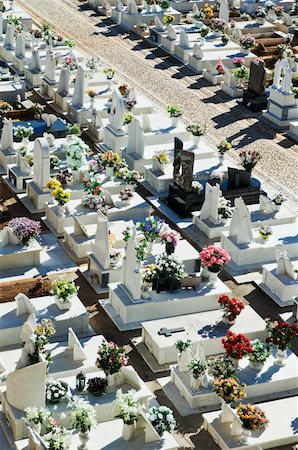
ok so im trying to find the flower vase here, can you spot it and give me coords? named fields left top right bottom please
left=274, top=349, right=287, bottom=367
left=201, top=265, right=210, bottom=280
left=190, top=374, right=202, bottom=390
left=222, top=315, right=236, bottom=325
left=177, top=347, right=193, bottom=372
left=106, top=373, right=117, bottom=392
left=213, top=30, right=222, bottom=37
left=58, top=204, right=66, bottom=216
left=239, top=427, right=251, bottom=445
left=192, top=135, right=201, bottom=146
left=275, top=205, right=281, bottom=211
left=145, top=4, right=151, bottom=12
left=54, top=296, right=72, bottom=310
left=21, top=137, right=30, bottom=146
left=90, top=97, right=95, bottom=110
left=72, top=170, right=80, bottom=182
left=171, top=117, right=179, bottom=128
left=165, top=242, right=175, bottom=255
left=241, top=48, right=249, bottom=55
left=231, top=357, right=239, bottom=369
left=220, top=401, right=234, bottom=423
left=122, top=422, right=135, bottom=442
left=249, top=360, right=264, bottom=371
left=147, top=241, right=154, bottom=255
left=218, top=154, right=225, bottom=166
left=105, top=166, right=114, bottom=178
left=256, top=18, right=265, bottom=25
left=207, top=269, right=220, bottom=288
left=78, top=431, right=90, bottom=450
left=32, top=423, right=41, bottom=434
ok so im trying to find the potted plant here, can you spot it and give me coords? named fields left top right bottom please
left=215, top=57, right=225, bottom=75
left=232, top=57, right=245, bottom=68
left=258, top=225, right=272, bottom=241
left=142, top=263, right=156, bottom=289
left=87, top=377, right=107, bottom=396
left=82, top=193, right=105, bottom=210
left=240, top=34, right=256, bottom=54
left=85, top=88, right=97, bottom=109
left=145, top=0, right=154, bottom=12
left=43, top=426, right=71, bottom=450
left=50, top=154, right=60, bottom=170
left=186, top=123, right=206, bottom=145
left=46, top=379, right=68, bottom=403
left=199, top=245, right=231, bottom=287
left=218, top=294, right=245, bottom=324
left=255, top=6, right=267, bottom=24
left=160, top=226, right=180, bottom=255
left=64, top=38, right=76, bottom=53
left=103, top=66, right=116, bottom=81
left=7, top=217, right=41, bottom=246
left=199, top=25, right=209, bottom=38
left=14, top=125, right=34, bottom=145
left=148, top=406, right=176, bottom=436
left=239, top=149, right=260, bottom=172
left=153, top=149, right=170, bottom=174
left=158, top=0, right=171, bottom=10
left=95, top=340, right=128, bottom=392
left=153, top=253, right=185, bottom=293
left=100, top=150, right=121, bottom=178
left=210, top=17, right=226, bottom=36
left=115, top=166, right=140, bottom=185
left=222, top=331, right=252, bottom=367
left=207, top=355, right=237, bottom=380
left=24, top=406, right=52, bottom=434
left=188, top=359, right=208, bottom=390
left=137, top=216, right=164, bottom=251
left=234, top=65, right=249, bottom=87
left=51, top=278, right=78, bottom=310
left=67, top=123, right=81, bottom=137
left=119, top=187, right=133, bottom=206
left=217, top=138, right=231, bottom=164
left=51, top=186, right=70, bottom=214
left=163, top=14, right=175, bottom=26
left=213, top=377, right=246, bottom=423
left=265, top=318, right=298, bottom=366
left=175, top=339, right=193, bottom=372
left=237, top=403, right=269, bottom=444
left=115, top=389, right=142, bottom=441
left=65, top=138, right=88, bottom=180
left=247, top=339, right=271, bottom=370
left=217, top=197, right=233, bottom=223
left=167, top=105, right=183, bottom=127
left=68, top=396, right=97, bottom=449
left=191, top=180, right=203, bottom=194
left=272, top=193, right=285, bottom=210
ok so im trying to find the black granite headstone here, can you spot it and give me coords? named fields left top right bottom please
left=243, top=60, right=267, bottom=111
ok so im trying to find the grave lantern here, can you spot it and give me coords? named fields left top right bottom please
left=76, top=371, right=86, bottom=391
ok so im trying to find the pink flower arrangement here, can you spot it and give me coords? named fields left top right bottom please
left=215, top=57, right=225, bottom=75
left=95, top=340, right=128, bottom=375
left=232, top=57, right=245, bottom=67
left=199, top=245, right=231, bottom=273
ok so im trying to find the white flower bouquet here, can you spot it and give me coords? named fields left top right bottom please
left=46, top=379, right=68, bottom=403
left=24, top=406, right=51, bottom=425
left=154, top=253, right=185, bottom=281
left=68, top=396, right=97, bottom=432
left=65, top=138, right=88, bottom=171
left=114, top=389, right=142, bottom=424
left=148, top=406, right=176, bottom=436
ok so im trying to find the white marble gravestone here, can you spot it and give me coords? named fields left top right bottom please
left=228, top=197, right=253, bottom=244
left=68, top=327, right=87, bottom=361
left=193, top=43, right=204, bottom=60
left=259, top=195, right=276, bottom=214
left=57, top=67, right=71, bottom=96
left=4, top=23, right=15, bottom=50
left=221, top=67, right=243, bottom=98
left=154, top=16, right=165, bottom=32
left=72, top=65, right=86, bottom=108
left=123, top=235, right=142, bottom=301
left=109, top=88, right=125, bottom=130
left=180, top=29, right=191, bottom=49
left=167, top=25, right=177, bottom=41
left=1, top=118, right=14, bottom=153
left=93, top=211, right=110, bottom=269
left=127, top=0, right=138, bottom=14
left=125, top=117, right=145, bottom=157
left=43, top=49, right=56, bottom=85
left=15, top=31, right=25, bottom=59
left=219, top=0, right=229, bottom=22
left=200, top=183, right=221, bottom=224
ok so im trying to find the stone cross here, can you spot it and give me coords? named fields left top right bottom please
left=193, top=43, right=203, bottom=60
left=33, top=137, right=51, bottom=192
left=93, top=210, right=110, bottom=269
left=167, top=25, right=177, bottom=41
left=219, top=0, right=229, bottom=22
left=4, top=23, right=15, bottom=50
left=28, top=49, right=41, bottom=73
left=273, top=58, right=292, bottom=94
left=200, top=183, right=221, bottom=223
left=15, top=31, right=25, bottom=59
left=123, top=236, right=142, bottom=300
left=72, top=65, right=86, bottom=108
left=126, top=118, right=145, bottom=156
left=229, top=197, right=253, bottom=244
left=57, top=66, right=70, bottom=96
left=154, top=16, right=164, bottom=32
left=158, top=327, right=185, bottom=337
left=109, top=88, right=125, bottom=130
left=43, top=49, right=56, bottom=85
left=180, top=29, right=191, bottom=48
left=1, top=118, right=14, bottom=152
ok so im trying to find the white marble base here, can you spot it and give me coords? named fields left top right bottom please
left=234, top=19, right=275, bottom=34
left=263, top=88, right=298, bottom=130
left=203, top=70, right=224, bottom=85
left=221, top=83, right=243, bottom=99
left=114, top=7, right=181, bottom=31
left=260, top=260, right=298, bottom=306
left=287, top=120, right=298, bottom=143
left=4, top=165, right=33, bottom=193
left=0, top=149, right=17, bottom=174
left=221, top=223, right=298, bottom=273
left=0, top=239, right=42, bottom=271
left=239, top=1, right=293, bottom=14
left=141, top=305, right=265, bottom=366
left=161, top=349, right=298, bottom=415
left=202, top=396, right=298, bottom=450
left=103, top=279, right=231, bottom=330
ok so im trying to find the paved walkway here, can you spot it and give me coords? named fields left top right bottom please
left=17, top=0, right=298, bottom=209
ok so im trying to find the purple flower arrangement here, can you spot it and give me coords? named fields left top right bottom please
left=137, top=216, right=164, bottom=242
left=8, top=217, right=41, bottom=245
left=240, top=34, right=256, bottom=50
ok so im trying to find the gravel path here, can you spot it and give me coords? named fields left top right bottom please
left=17, top=0, right=298, bottom=208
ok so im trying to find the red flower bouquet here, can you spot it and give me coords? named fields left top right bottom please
left=265, top=319, right=298, bottom=351
left=218, top=295, right=245, bottom=322
left=222, top=331, right=252, bottom=360
left=199, top=246, right=231, bottom=273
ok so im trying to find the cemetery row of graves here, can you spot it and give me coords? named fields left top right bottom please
left=0, top=0, right=297, bottom=449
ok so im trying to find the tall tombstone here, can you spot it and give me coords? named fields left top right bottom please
left=219, top=0, right=230, bottom=22
left=33, top=138, right=51, bottom=192
left=142, top=114, right=152, bottom=132
left=193, top=43, right=203, bottom=60
left=4, top=23, right=15, bottom=50
left=247, top=60, right=266, bottom=96
left=228, top=197, right=252, bottom=244
left=28, top=49, right=41, bottom=73
left=126, top=118, right=145, bottom=156
left=43, top=49, right=56, bottom=85
left=200, top=183, right=221, bottom=223
left=15, top=30, right=25, bottom=59
left=173, top=138, right=194, bottom=193
left=72, top=65, right=86, bottom=108
left=123, top=236, right=142, bottom=300
left=0, top=118, right=14, bottom=152
left=93, top=211, right=110, bottom=269
left=109, top=88, right=125, bottom=130
left=272, top=58, right=292, bottom=94
left=57, top=66, right=71, bottom=96
left=180, top=29, right=191, bottom=48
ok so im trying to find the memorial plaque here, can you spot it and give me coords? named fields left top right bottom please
left=173, top=137, right=195, bottom=193
left=248, top=60, right=266, bottom=95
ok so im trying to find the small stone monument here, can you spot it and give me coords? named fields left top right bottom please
left=4, top=23, right=15, bottom=50
left=228, top=197, right=253, bottom=244
left=27, top=49, right=41, bottom=74
left=243, top=60, right=267, bottom=111
left=276, top=254, right=296, bottom=280
left=57, top=67, right=71, bottom=96
left=43, top=49, right=56, bottom=85
left=200, top=183, right=221, bottom=224
left=109, top=88, right=125, bottom=130
left=167, top=25, right=177, bottom=41
left=72, top=65, right=86, bottom=108
left=125, top=117, right=145, bottom=157
left=180, top=29, right=191, bottom=48
left=123, top=235, right=142, bottom=300
left=127, top=0, right=138, bottom=14
left=154, top=16, right=164, bottom=32
left=1, top=118, right=14, bottom=152
left=193, top=43, right=203, bottom=60
left=221, top=68, right=243, bottom=98
left=219, top=0, right=230, bottom=22
left=15, top=31, right=25, bottom=59
left=259, top=195, right=276, bottom=214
